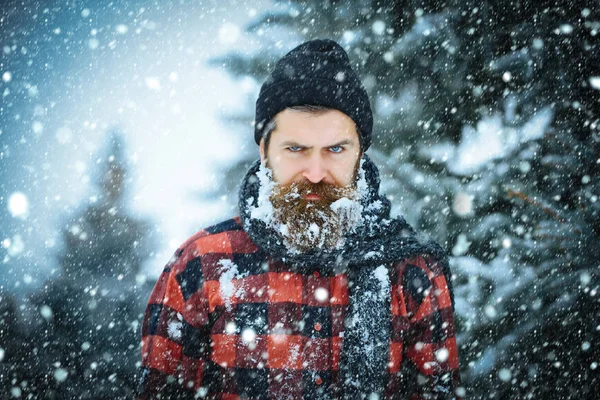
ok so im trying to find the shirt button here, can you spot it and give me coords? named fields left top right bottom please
left=314, top=322, right=322, bottom=331
left=313, top=270, right=320, bottom=278
left=315, top=376, right=323, bottom=385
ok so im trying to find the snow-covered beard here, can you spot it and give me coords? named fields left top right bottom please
left=270, top=180, right=361, bottom=253
left=249, top=163, right=364, bottom=254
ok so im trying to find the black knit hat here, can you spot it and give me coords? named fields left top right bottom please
left=254, top=39, right=373, bottom=150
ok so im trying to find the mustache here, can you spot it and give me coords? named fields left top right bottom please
left=271, top=180, right=354, bottom=204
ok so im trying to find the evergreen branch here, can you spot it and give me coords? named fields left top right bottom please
left=506, top=187, right=566, bottom=223
left=506, top=187, right=584, bottom=235
left=530, top=232, right=576, bottom=244
left=245, top=12, right=296, bottom=32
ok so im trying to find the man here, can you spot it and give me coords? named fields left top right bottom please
left=138, top=39, right=462, bottom=399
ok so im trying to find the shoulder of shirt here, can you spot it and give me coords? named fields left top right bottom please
left=167, top=216, right=257, bottom=267
left=176, top=215, right=245, bottom=251
left=393, top=248, right=448, bottom=279
left=412, top=234, right=448, bottom=269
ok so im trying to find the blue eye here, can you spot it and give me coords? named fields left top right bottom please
left=287, top=146, right=303, bottom=152
left=329, top=145, right=343, bottom=153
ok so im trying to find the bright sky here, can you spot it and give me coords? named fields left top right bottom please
left=2, top=1, right=273, bottom=290
left=57, top=5, right=268, bottom=277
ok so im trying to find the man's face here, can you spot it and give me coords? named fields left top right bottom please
left=259, top=108, right=361, bottom=190
left=257, top=108, right=363, bottom=252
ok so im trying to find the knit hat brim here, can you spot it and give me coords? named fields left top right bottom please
left=255, top=78, right=372, bottom=150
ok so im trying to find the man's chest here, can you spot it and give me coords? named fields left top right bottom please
left=202, top=256, right=351, bottom=370
left=157, top=236, right=430, bottom=399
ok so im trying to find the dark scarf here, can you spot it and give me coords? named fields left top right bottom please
left=238, top=155, right=452, bottom=399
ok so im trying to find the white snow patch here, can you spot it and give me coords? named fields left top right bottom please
left=218, top=22, right=241, bottom=45
left=0, top=348, right=4, bottom=362
left=241, top=328, right=256, bottom=343
left=32, top=120, right=44, bottom=134
left=3, top=233, right=25, bottom=257
left=88, top=38, right=99, bottom=50
left=330, top=196, right=363, bottom=231
left=40, top=305, right=53, bottom=320
left=374, top=265, right=390, bottom=297
left=435, top=347, right=449, bottom=362
left=589, top=76, right=600, bottom=90
left=426, top=108, right=553, bottom=175
left=581, top=341, right=591, bottom=351
left=278, top=223, right=289, bottom=236
left=225, top=322, right=237, bottom=334
left=452, top=233, right=471, bottom=256
left=54, top=368, right=69, bottom=382
left=145, top=77, right=161, bottom=91
left=8, top=192, right=29, bottom=218
left=314, top=287, right=329, bottom=303
left=452, top=192, right=474, bottom=217
left=372, top=20, right=386, bottom=35
left=115, top=24, right=129, bottom=34
left=559, top=24, right=573, bottom=34
left=167, top=320, right=183, bottom=340
left=288, top=343, right=301, bottom=365
left=28, top=85, right=39, bottom=97
left=218, top=259, right=246, bottom=310
left=532, top=38, right=544, bottom=49
left=422, top=141, right=453, bottom=163
left=355, top=158, right=369, bottom=198
left=2, top=71, right=12, bottom=82
left=308, top=223, right=320, bottom=238
left=364, top=251, right=381, bottom=260
left=498, top=368, right=512, bottom=382
left=342, top=30, right=356, bottom=44
left=580, top=272, right=591, bottom=286
left=484, top=304, right=498, bottom=319
left=454, top=117, right=505, bottom=173
left=249, top=163, right=276, bottom=224
left=239, top=76, right=257, bottom=93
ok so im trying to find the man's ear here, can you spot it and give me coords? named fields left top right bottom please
left=259, top=138, right=266, bottom=163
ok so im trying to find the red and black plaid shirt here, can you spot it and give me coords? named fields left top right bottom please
left=138, top=217, right=462, bottom=399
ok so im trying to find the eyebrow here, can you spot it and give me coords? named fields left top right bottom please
left=279, top=139, right=355, bottom=148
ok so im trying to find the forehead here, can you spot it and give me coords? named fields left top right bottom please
left=271, top=109, right=359, bottom=145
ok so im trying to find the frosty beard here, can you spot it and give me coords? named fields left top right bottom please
left=268, top=179, right=362, bottom=254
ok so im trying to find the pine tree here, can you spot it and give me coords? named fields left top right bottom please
left=20, top=129, right=155, bottom=399
left=213, top=0, right=599, bottom=398
left=439, top=1, right=600, bottom=398
left=0, top=289, right=35, bottom=398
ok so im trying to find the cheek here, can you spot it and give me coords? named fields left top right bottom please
left=331, top=158, right=359, bottom=186
left=269, top=156, right=300, bottom=184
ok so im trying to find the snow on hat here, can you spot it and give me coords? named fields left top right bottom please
left=254, top=39, right=373, bottom=150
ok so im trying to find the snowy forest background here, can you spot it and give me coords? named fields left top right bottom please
left=1, top=0, right=599, bottom=398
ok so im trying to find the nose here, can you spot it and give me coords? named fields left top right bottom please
left=302, top=157, right=327, bottom=183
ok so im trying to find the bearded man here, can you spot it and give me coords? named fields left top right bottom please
left=138, top=39, right=462, bottom=399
